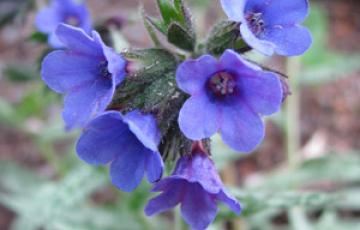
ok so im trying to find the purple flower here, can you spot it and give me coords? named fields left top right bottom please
left=145, top=151, right=241, bottom=230
left=76, top=110, right=164, bottom=192
left=41, top=24, right=126, bottom=130
left=35, top=0, right=92, bottom=48
left=176, top=49, right=283, bottom=152
left=220, top=0, right=312, bottom=56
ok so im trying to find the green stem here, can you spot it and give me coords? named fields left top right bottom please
left=285, top=57, right=301, bottom=168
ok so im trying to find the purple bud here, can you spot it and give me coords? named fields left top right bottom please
left=145, top=148, right=241, bottom=230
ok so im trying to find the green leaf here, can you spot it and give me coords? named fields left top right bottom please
left=157, top=0, right=180, bottom=26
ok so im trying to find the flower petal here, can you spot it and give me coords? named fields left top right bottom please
left=263, top=25, right=312, bottom=56
left=239, top=71, right=283, bottom=115
left=217, top=190, right=242, bottom=214
left=62, top=78, right=113, bottom=129
left=178, top=93, right=219, bottom=140
left=41, top=50, right=99, bottom=93
left=240, top=23, right=275, bottom=56
left=220, top=0, right=246, bottom=21
left=145, top=180, right=184, bottom=216
left=92, top=31, right=126, bottom=86
left=181, top=184, right=217, bottom=230
left=76, top=112, right=132, bottom=165
left=176, top=55, right=218, bottom=95
left=122, top=110, right=161, bottom=152
left=220, top=100, right=264, bottom=152
left=219, top=49, right=262, bottom=73
left=261, top=0, right=309, bottom=25
left=173, top=153, right=223, bottom=194
left=145, top=150, right=164, bottom=183
left=56, top=24, right=102, bottom=56
left=110, top=142, right=147, bottom=192
left=150, top=177, right=181, bottom=192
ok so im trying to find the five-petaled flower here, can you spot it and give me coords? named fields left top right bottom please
left=36, top=0, right=92, bottom=48
left=76, top=110, right=164, bottom=192
left=176, top=49, right=283, bottom=153
left=41, top=24, right=126, bottom=130
left=220, top=0, right=312, bottom=56
left=145, top=150, right=241, bottom=230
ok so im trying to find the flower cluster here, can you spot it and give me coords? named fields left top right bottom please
left=38, top=0, right=311, bottom=229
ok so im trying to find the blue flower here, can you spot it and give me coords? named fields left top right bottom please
left=176, top=49, right=283, bottom=152
left=35, top=0, right=92, bottom=47
left=41, top=24, right=126, bottom=130
left=220, top=0, right=312, bottom=56
left=145, top=151, right=241, bottom=230
left=76, top=110, right=164, bottom=192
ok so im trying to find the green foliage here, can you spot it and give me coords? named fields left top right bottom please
left=144, top=0, right=196, bottom=52
left=205, top=21, right=241, bottom=56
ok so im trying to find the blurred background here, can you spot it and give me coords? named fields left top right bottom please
left=0, top=0, right=359, bottom=229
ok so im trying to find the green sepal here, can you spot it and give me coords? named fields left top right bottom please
left=141, top=7, right=161, bottom=47
left=122, top=48, right=178, bottom=83
left=206, top=20, right=242, bottom=56
left=146, top=16, right=167, bottom=35
left=110, top=48, right=178, bottom=112
left=167, top=22, right=195, bottom=51
left=143, top=72, right=178, bottom=112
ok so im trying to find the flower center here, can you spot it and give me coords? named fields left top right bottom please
left=246, top=12, right=265, bottom=36
left=99, top=61, right=112, bottom=79
left=65, top=15, right=80, bottom=27
left=207, top=71, right=236, bottom=97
